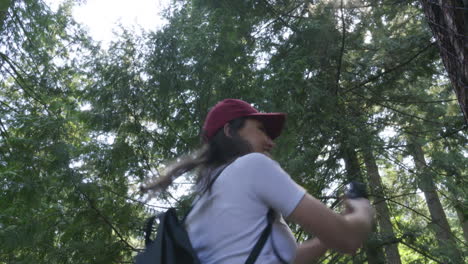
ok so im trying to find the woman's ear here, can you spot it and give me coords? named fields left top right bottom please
left=223, top=123, right=232, bottom=138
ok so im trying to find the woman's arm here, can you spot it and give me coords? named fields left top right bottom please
left=294, top=238, right=328, bottom=264
left=287, top=193, right=373, bottom=255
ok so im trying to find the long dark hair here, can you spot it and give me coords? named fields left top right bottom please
left=141, top=117, right=252, bottom=193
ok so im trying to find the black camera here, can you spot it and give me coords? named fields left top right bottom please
left=344, top=181, right=368, bottom=199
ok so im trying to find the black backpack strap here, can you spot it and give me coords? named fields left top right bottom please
left=182, top=163, right=232, bottom=223
left=179, top=163, right=284, bottom=264
left=245, top=209, right=289, bottom=264
left=244, top=209, right=275, bottom=264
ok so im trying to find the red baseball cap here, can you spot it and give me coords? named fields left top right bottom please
left=202, top=99, right=286, bottom=142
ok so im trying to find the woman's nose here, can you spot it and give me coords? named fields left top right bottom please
left=266, top=136, right=276, bottom=149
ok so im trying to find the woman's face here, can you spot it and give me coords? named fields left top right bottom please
left=237, top=119, right=276, bottom=156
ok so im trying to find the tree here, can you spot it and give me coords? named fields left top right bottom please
left=407, top=137, right=464, bottom=263
left=1, top=1, right=144, bottom=263
left=2, top=0, right=467, bottom=263
left=363, top=146, right=402, bottom=264
left=420, top=0, right=468, bottom=122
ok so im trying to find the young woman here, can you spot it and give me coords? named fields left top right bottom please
left=142, top=99, right=374, bottom=264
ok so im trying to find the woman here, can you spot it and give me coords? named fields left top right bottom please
left=142, top=99, right=374, bottom=264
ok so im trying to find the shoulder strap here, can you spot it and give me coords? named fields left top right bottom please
left=245, top=209, right=289, bottom=264
left=182, top=163, right=231, bottom=222
left=244, top=209, right=275, bottom=264
left=181, top=164, right=284, bottom=264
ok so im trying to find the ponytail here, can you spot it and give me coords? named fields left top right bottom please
left=141, top=117, right=251, bottom=194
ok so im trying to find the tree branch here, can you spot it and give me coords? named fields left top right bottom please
left=74, top=182, right=138, bottom=252
left=343, top=42, right=435, bottom=95
left=399, top=240, right=445, bottom=264
left=261, top=0, right=299, bottom=32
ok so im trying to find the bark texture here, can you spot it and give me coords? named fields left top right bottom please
left=341, top=144, right=385, bottom=264
left=420, top=0, right=468, bottom=122
left=410, top=140, right=464, bottom=263
left=455, top=205, right=468, bottom=243
left=363, top=148, right=402, bottom=264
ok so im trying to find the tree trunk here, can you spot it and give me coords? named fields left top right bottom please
left=341, top=144, right=385, bottom=264
left=455, top=204, right=468, bottom=243
left=443, top=165, right=468, bottom=244
left=363, top=148, right=402, bottom=264
left=420, top=0, right=468, bottom=122
left=409, top=140, right=464, bottom=263
left=341, top=143, right=363, bottom=182
left=446, top=172, right=468, bottom=244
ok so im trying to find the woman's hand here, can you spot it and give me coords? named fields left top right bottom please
left=344, top=198, right=374, bottom=219
left=343, top=198, right=375, bottom=242
left=288, top=194, right=375, bottom=255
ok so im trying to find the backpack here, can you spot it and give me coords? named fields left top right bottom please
left=135, top=165, right=277, bottom=264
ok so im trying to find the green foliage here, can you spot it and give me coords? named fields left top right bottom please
left=1, top=0, right=467, bottom=263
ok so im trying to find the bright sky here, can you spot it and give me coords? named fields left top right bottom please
left=45, top=0, right=170, bottom=46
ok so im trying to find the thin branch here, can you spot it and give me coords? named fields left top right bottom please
left=399, top=240, right=445, bottom=264
left=102, top=186, right=171, bottom=210
left=361, top=98, right=457, bottom=105
left=74, top=182, right=138, bottom=252
left=386, top=197, right=433, bottom=222
left=0, top=52, right=53, bottom=116
left=261, top=0, right=299, bottom=32
left=375, top=101, right=444, bottom=125
left=308, top=0, right=415, bottom=11
left=343, top=42, right=435, bottom=95
left=387, top=197, right=468, bottom=247
left=372, top=192, right=422, bottom=204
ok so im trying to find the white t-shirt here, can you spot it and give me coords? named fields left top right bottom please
left=185, top=153, right=306, bottom=264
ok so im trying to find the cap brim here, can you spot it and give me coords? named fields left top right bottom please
left=246, top=113, right=286, bottom=140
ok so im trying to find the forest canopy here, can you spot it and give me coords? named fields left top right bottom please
left=0, top=0, right=467, bottom=263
